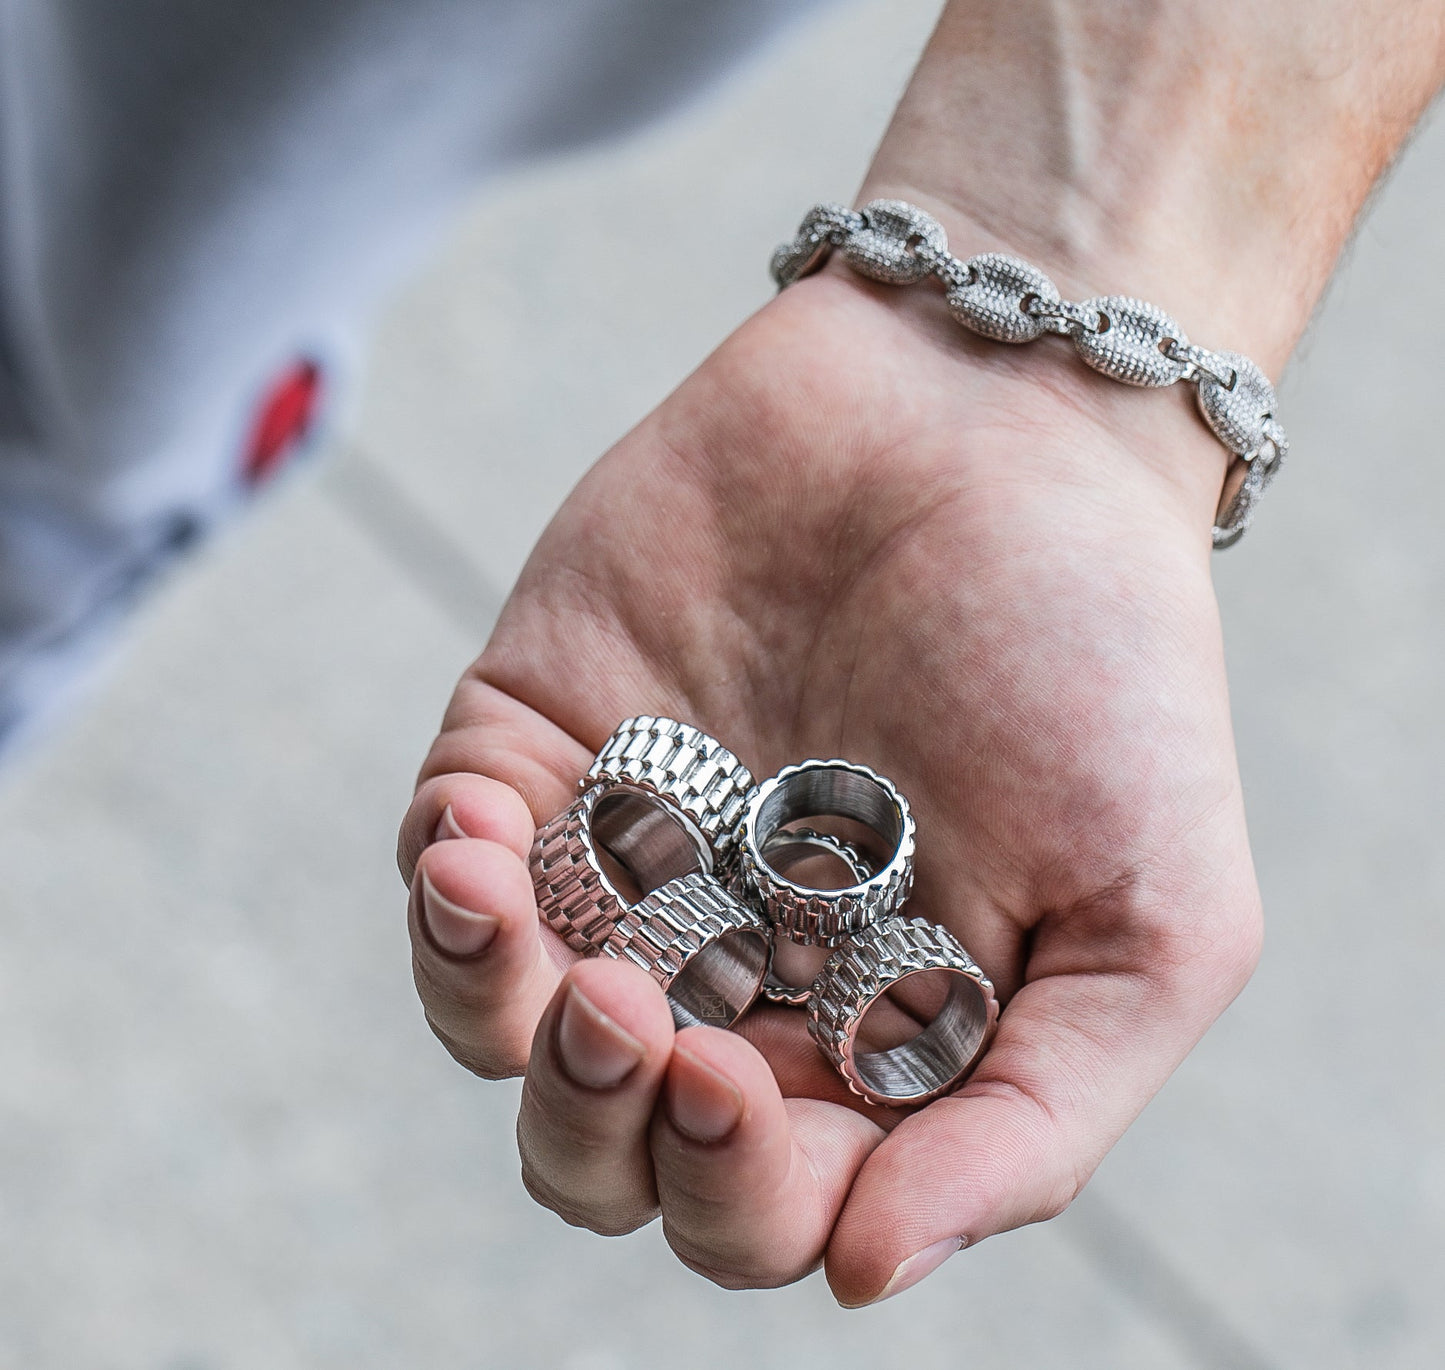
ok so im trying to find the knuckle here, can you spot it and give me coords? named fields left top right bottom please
left=519, top=1165, right=654, bottom=1237
left=649, top=1136, right=748, bottom=1213
left=664, top=1230, right=809, bottom=1291
left=1030, top=1169, right=1087, bottom=1225
left=681, top=1262, right=779, bottom=1292
left=518, top=1111, right=614, bottom=1169
left=654, top=1172, right=746, bottom=1224
left=424, top=1012, right=522, bottom=1082
left=1221, top=898, right=1266, bottom=991
left=410, top=941, right=513, bottom=1027
left=1153, top=896, right=1264, bottom=1003
left=589, top=1214, right=654, bottom=1239
left=519, top=1165, right=578, bottom=1222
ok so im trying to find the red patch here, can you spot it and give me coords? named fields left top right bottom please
left=242, top=358, right=323, bottom=485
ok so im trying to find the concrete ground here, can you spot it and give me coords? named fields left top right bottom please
left=1, top=2, right=1442, bottom=1366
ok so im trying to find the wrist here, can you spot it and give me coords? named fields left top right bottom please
left=862, top=0, right=1445, bottom=374
left=801, top=0, right=1444, bottom=542
left=774, top=264, right=1231, bottom=547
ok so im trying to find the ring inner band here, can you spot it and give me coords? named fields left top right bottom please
left=761, top=828, right=873, bottom=882
left=852, top=969, right=991, bottom=1102
left=755, top=767, right=902, bottom=880
left=590, top=786, right=710, bottom=897
left=669, top=928, right=771, bottom=1030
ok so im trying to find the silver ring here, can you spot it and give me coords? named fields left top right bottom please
left=808, top=916, right=999, bottom=1107
left=530, top=783, right=712, bottom=953
left=603, top=872, right=771, bottom=1029
left=585, top=716, right=755, bottom=874
left=740, top=759, right=915, bottom=946
left=754, top=829, right=873, bottom=1006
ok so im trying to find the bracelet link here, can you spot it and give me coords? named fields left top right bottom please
left=1195, top=351, right=1280, bottom=455
left=841, top=199, right=949, bottom=286
left=1026, top=296, right=1104, bottom=338
left=1166, top=339, right=1236, bottom=389
left=945, top=252, right=1061, bottom=344
left=769, top=202, right=861, bottom=288
left=1072, top=296, right=1190, bottom=387
left=771, top=199, right=1291, bottom=547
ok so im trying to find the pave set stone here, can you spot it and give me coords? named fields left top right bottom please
left=772, top=198, right=1290, bottom=550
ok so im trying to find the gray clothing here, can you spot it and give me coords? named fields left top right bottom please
left=0, top=0, right=821, bottom=750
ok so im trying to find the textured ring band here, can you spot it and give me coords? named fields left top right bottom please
left=740, top=759, right=915, bottom=946
left=530, top=782, right=711, bottom=952
left=603, top=872, right=771, bottom=1029
left=808, top=916, right=999, bottom=1106
left=754, top=828, right=873, bottom=1006
left=585, top=716, right=755, bottom=874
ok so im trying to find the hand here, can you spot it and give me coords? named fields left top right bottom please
left=396, top=266, right=1263, bottom=1306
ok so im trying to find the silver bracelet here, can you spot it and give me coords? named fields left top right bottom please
left=771, top=199, right=1289, bottom=549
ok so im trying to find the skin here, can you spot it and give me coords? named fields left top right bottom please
left=398, top=0, right=1445, bottom=1309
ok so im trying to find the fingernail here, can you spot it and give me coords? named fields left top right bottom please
left=434, top=804, right=468, bottom=842
left=555, top=984, right=645, bottom=1090
left=664, top=1046, right=744, bottom=1143
left=848, top=1237, right=965, bottom=1308
left=419, top=871, right=499, bottom=958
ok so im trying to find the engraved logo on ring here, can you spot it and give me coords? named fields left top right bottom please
left=696, top=994, right=728, bottom=1023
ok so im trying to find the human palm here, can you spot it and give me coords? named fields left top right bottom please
left=398, top=271, right=1262, bottom=1305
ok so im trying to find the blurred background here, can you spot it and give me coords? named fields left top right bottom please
left=1, top=1, right=1442, bottom=1366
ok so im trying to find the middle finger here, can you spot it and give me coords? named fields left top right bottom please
left=516, top=957, right=677, bottom=1236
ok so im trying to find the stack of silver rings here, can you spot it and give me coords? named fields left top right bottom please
left=530, top=716, right=999, bottom=1106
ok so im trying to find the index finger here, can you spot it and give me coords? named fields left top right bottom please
left=421, top=673, right=592, bottom=819
left=398, top=675, right=591, bottom=885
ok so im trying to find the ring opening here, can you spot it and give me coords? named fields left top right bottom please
left=669, top=929, right=770, bottom=1030
left=767, top=940, right=830, bottom=1000
left=590, top=786, right=710, bottom=903
left=755, top=765, right=903, bottom=883
left=850, top=968, right=991, bottom=1103
left=761, top=828, right=872, bottom=890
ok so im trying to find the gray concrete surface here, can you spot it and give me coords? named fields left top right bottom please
left=1, top=1, right=1443, bottom=1366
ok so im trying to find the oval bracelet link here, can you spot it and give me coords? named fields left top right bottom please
left=770, top=200, right=1291, bottom=547
left=769, top=202, right=864, bottom=288
left=1072, top=295, right=1190, bottom=387
left=1195, top=351, right=1280, bottom=455
left=841, top=199, right=949, bottom=286
left=945, top=252, right=1061, bottom=344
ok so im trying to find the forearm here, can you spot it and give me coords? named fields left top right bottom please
left=860, top=0, right=1445, bottom=370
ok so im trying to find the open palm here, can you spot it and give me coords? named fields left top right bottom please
left=397, top=270, right=1262, bottom=1306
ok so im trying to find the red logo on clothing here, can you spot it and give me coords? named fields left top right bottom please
left=242, top=358, right=323, bottom=485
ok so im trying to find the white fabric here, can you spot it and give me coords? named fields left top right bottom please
left=0, top=0, right=824, bottom=750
